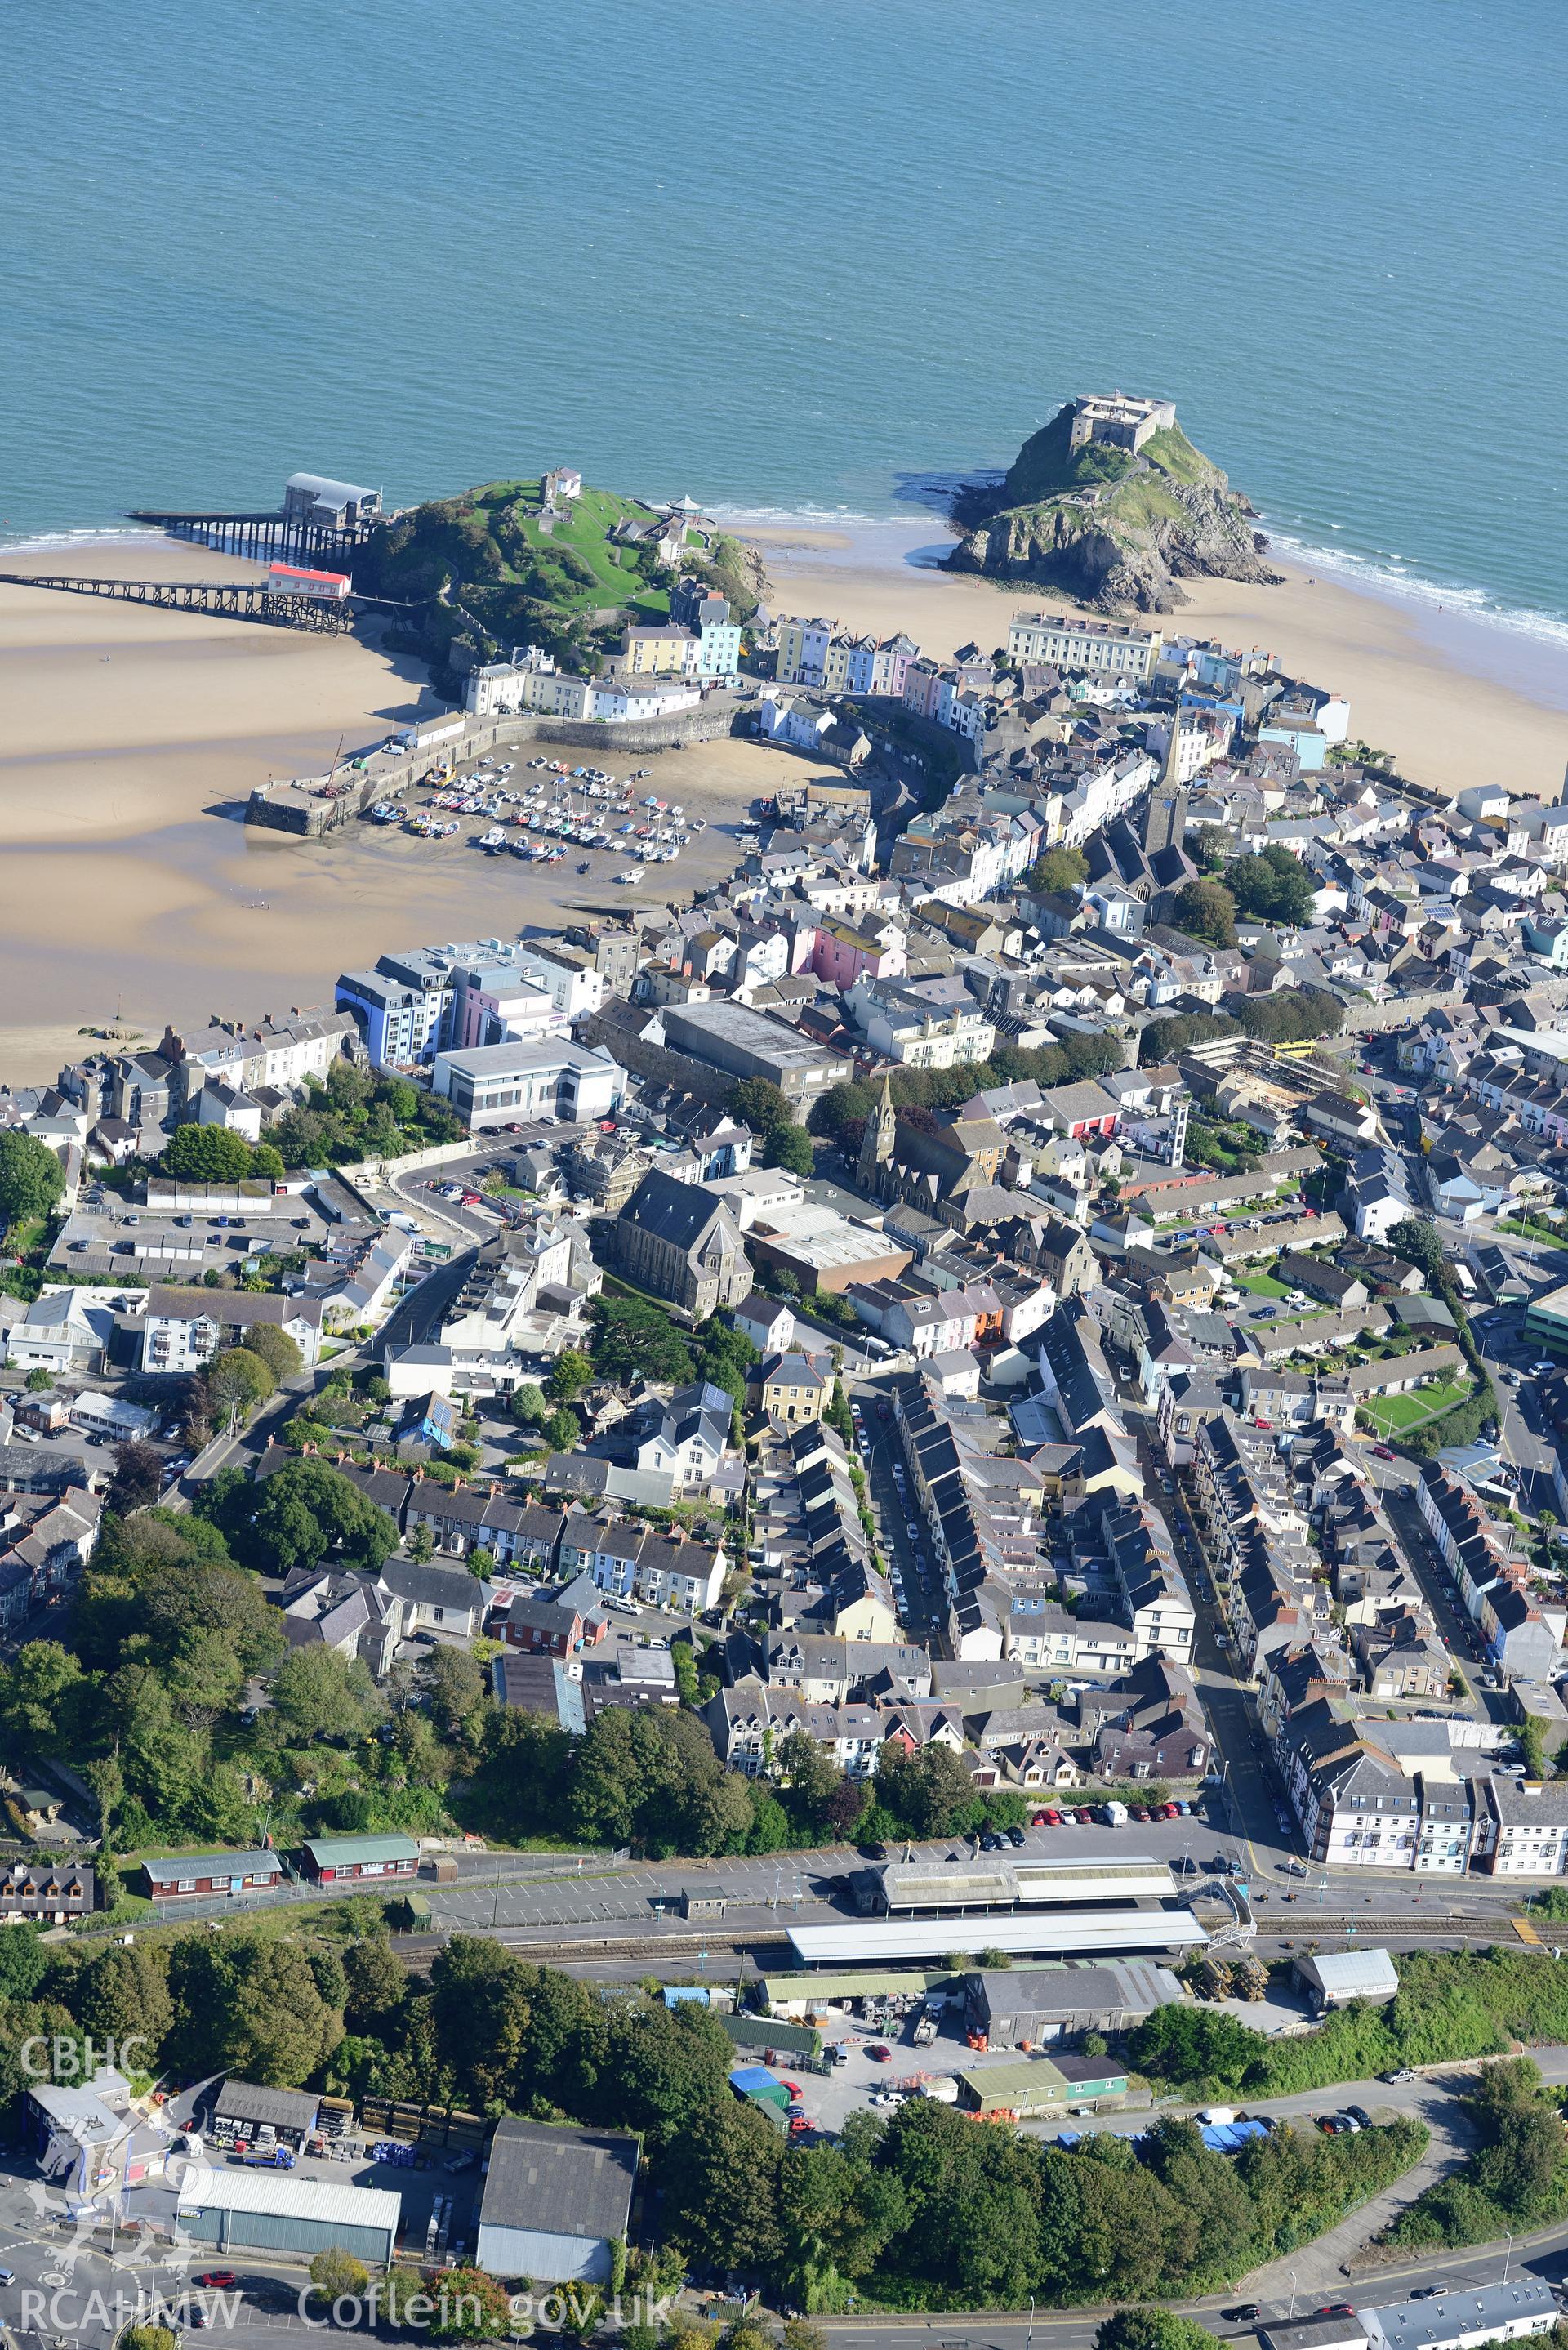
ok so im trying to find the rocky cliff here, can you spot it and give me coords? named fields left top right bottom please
left=947, top=406, right=1281, bottom=613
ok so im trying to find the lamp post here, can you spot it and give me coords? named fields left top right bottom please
left=1027, top=2298, right=1035, bottom=2350
left=1503, top=2227, right=1514, bottom=2285
left=1287, top=2271, right=1299, bottom=2321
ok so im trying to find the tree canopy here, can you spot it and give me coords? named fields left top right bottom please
left=1172, top=877, right=1238, bottom=948
left=163, top=1124, right=265, bottom=1184
left=1225, top=843, right=1317, bottom=927
left=0, top=1132, right=65, bottom=1226
left=589, top=1294, right=697, bottom=1385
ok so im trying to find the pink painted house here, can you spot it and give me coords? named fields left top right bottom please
left=810, top=921, right=907, bottom=991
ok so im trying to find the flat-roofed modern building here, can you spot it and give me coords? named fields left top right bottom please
left=475, top=2116, right=640, bottom=2284
left=430, top=1039, right=625, bottom=1132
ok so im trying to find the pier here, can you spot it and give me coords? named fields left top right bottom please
left=124, top=508, right=375, bottom=565
left=0, top=570, right=407, bottom=634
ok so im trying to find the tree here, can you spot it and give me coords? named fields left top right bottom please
left=421, top=1645, right=488, bottom=1741
left=808, top=1081, right=873, bottom=1144
left=78, top=1942, right=172, bottom=2063
left=238, top=1323, right=304, bottom=1380
left=425, top=2267, right=516, bottom=2340
left=206, top=1347, right=276, bottom=1424
left=1095, top=2315, right=1223, bottom=2350
left=0, top=1642, right=90, bottom=1757
left=1026, top=845, right=1089, bottom=896
left=23, top=1368, right=52, bottom=1393
left=726, top=1077, right=791, bottom=1138
left=1388, top=1217, right=1446, bottom=1287
left=874, top=1741, right=976, bottom=1837
left=777, top=1729, right=844, bottom=1824
left=1226, top=843, right=1316, bottom=928
left=252, top=1143, right=286, bottom=1180
left=510, top=1382, right=546, bottom=1425
left=164, top=1124, right=258, bottom=1184
left=0, top=1131, right=65, bottom=1225
left=269, top=1644, right=382, bottom=1743
left=342, top=1936, right=408, bottom=2034
left=545, top=1349, right=592, bottom=1402
left=309, top=2249, right=370, bottom=2304
left=107, top=1439, right=166, bottom=1513
left=543, top=1407, right=580, bottom=1452
left=590, top=1295, right=697, bottom=1385
left=1172, top=877, right=1238, bottom=948
left=1127, top=2000, right=1263, bottom=2089
left=764, top=1122, right=814, bottom=1176
left=0, top=1924, right=47, bottom=2003
left=247, top=1459, right=399, bottom=1574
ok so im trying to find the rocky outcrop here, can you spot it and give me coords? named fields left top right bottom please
left=947, top=407, right=1282, bottom=613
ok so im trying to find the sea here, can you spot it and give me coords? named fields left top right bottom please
left=7, top=0, right=1568, bottom=650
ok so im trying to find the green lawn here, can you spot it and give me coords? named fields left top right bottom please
left=1362, top=1380, right=1472, bottom=1435
left=471, top=479, right=674, bottom=617
left=1233, top=1269, right=1293, bottom=1298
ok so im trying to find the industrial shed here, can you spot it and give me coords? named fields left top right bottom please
left=474, top=2116, right=639, bottom=2285
left=958, top=2052, right=1130, bottom=2116
left=209, top=2078, right=320, bottom=2149
left=176, top=2171, right=400, bottom=2265
left=965, top=1959, right=1184, bottom=2046
left=1294, top=1947, right=1399, bottom=2013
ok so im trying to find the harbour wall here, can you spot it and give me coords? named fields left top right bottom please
left=245, top=701, right=745, bottom=838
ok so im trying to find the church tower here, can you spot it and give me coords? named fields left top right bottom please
left=857, top=1073, right=897, bottom=1198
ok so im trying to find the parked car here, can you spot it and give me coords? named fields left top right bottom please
left=1005, top=1825, right=1026, bottom=1847
left=867, top=2043, right=892, bottom=2063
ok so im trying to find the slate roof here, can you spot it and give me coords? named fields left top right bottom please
left=479, top=2114, right=640, bottom=2244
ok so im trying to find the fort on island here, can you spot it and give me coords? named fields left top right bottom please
left=1067, top=392, right=1178, bottom=453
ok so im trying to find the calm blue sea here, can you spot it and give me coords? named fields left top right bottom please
left=7, top=0, right=1567, bottom=640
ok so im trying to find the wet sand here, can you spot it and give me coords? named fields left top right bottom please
left=7, top=511, right=1566, bottom=1087
left=749, top=519, right=1568, bottom=805
left=0, top=542, right=800, bottom=1081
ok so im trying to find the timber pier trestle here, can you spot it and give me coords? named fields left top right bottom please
left=126, top=507, right=374, bottom=564
left=0, top=570, right=408, bottom=633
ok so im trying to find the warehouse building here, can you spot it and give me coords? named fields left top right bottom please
left=964, top=1959, right=1184, bottom=2047
left=1294, top=1947, right=1399, bottom=2014
left=176, top=2171, right=400, bottom=2265
left=957, top=2052, right=1131, bottom=2117
left=474, top=2116, right=639, bottom=2285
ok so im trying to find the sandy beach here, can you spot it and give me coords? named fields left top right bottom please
left=2, top=511, right=1566, bottom=1088
left=748, top=519, right=1568, bottom=805
left=0, top=542, right=808, bottom=1081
